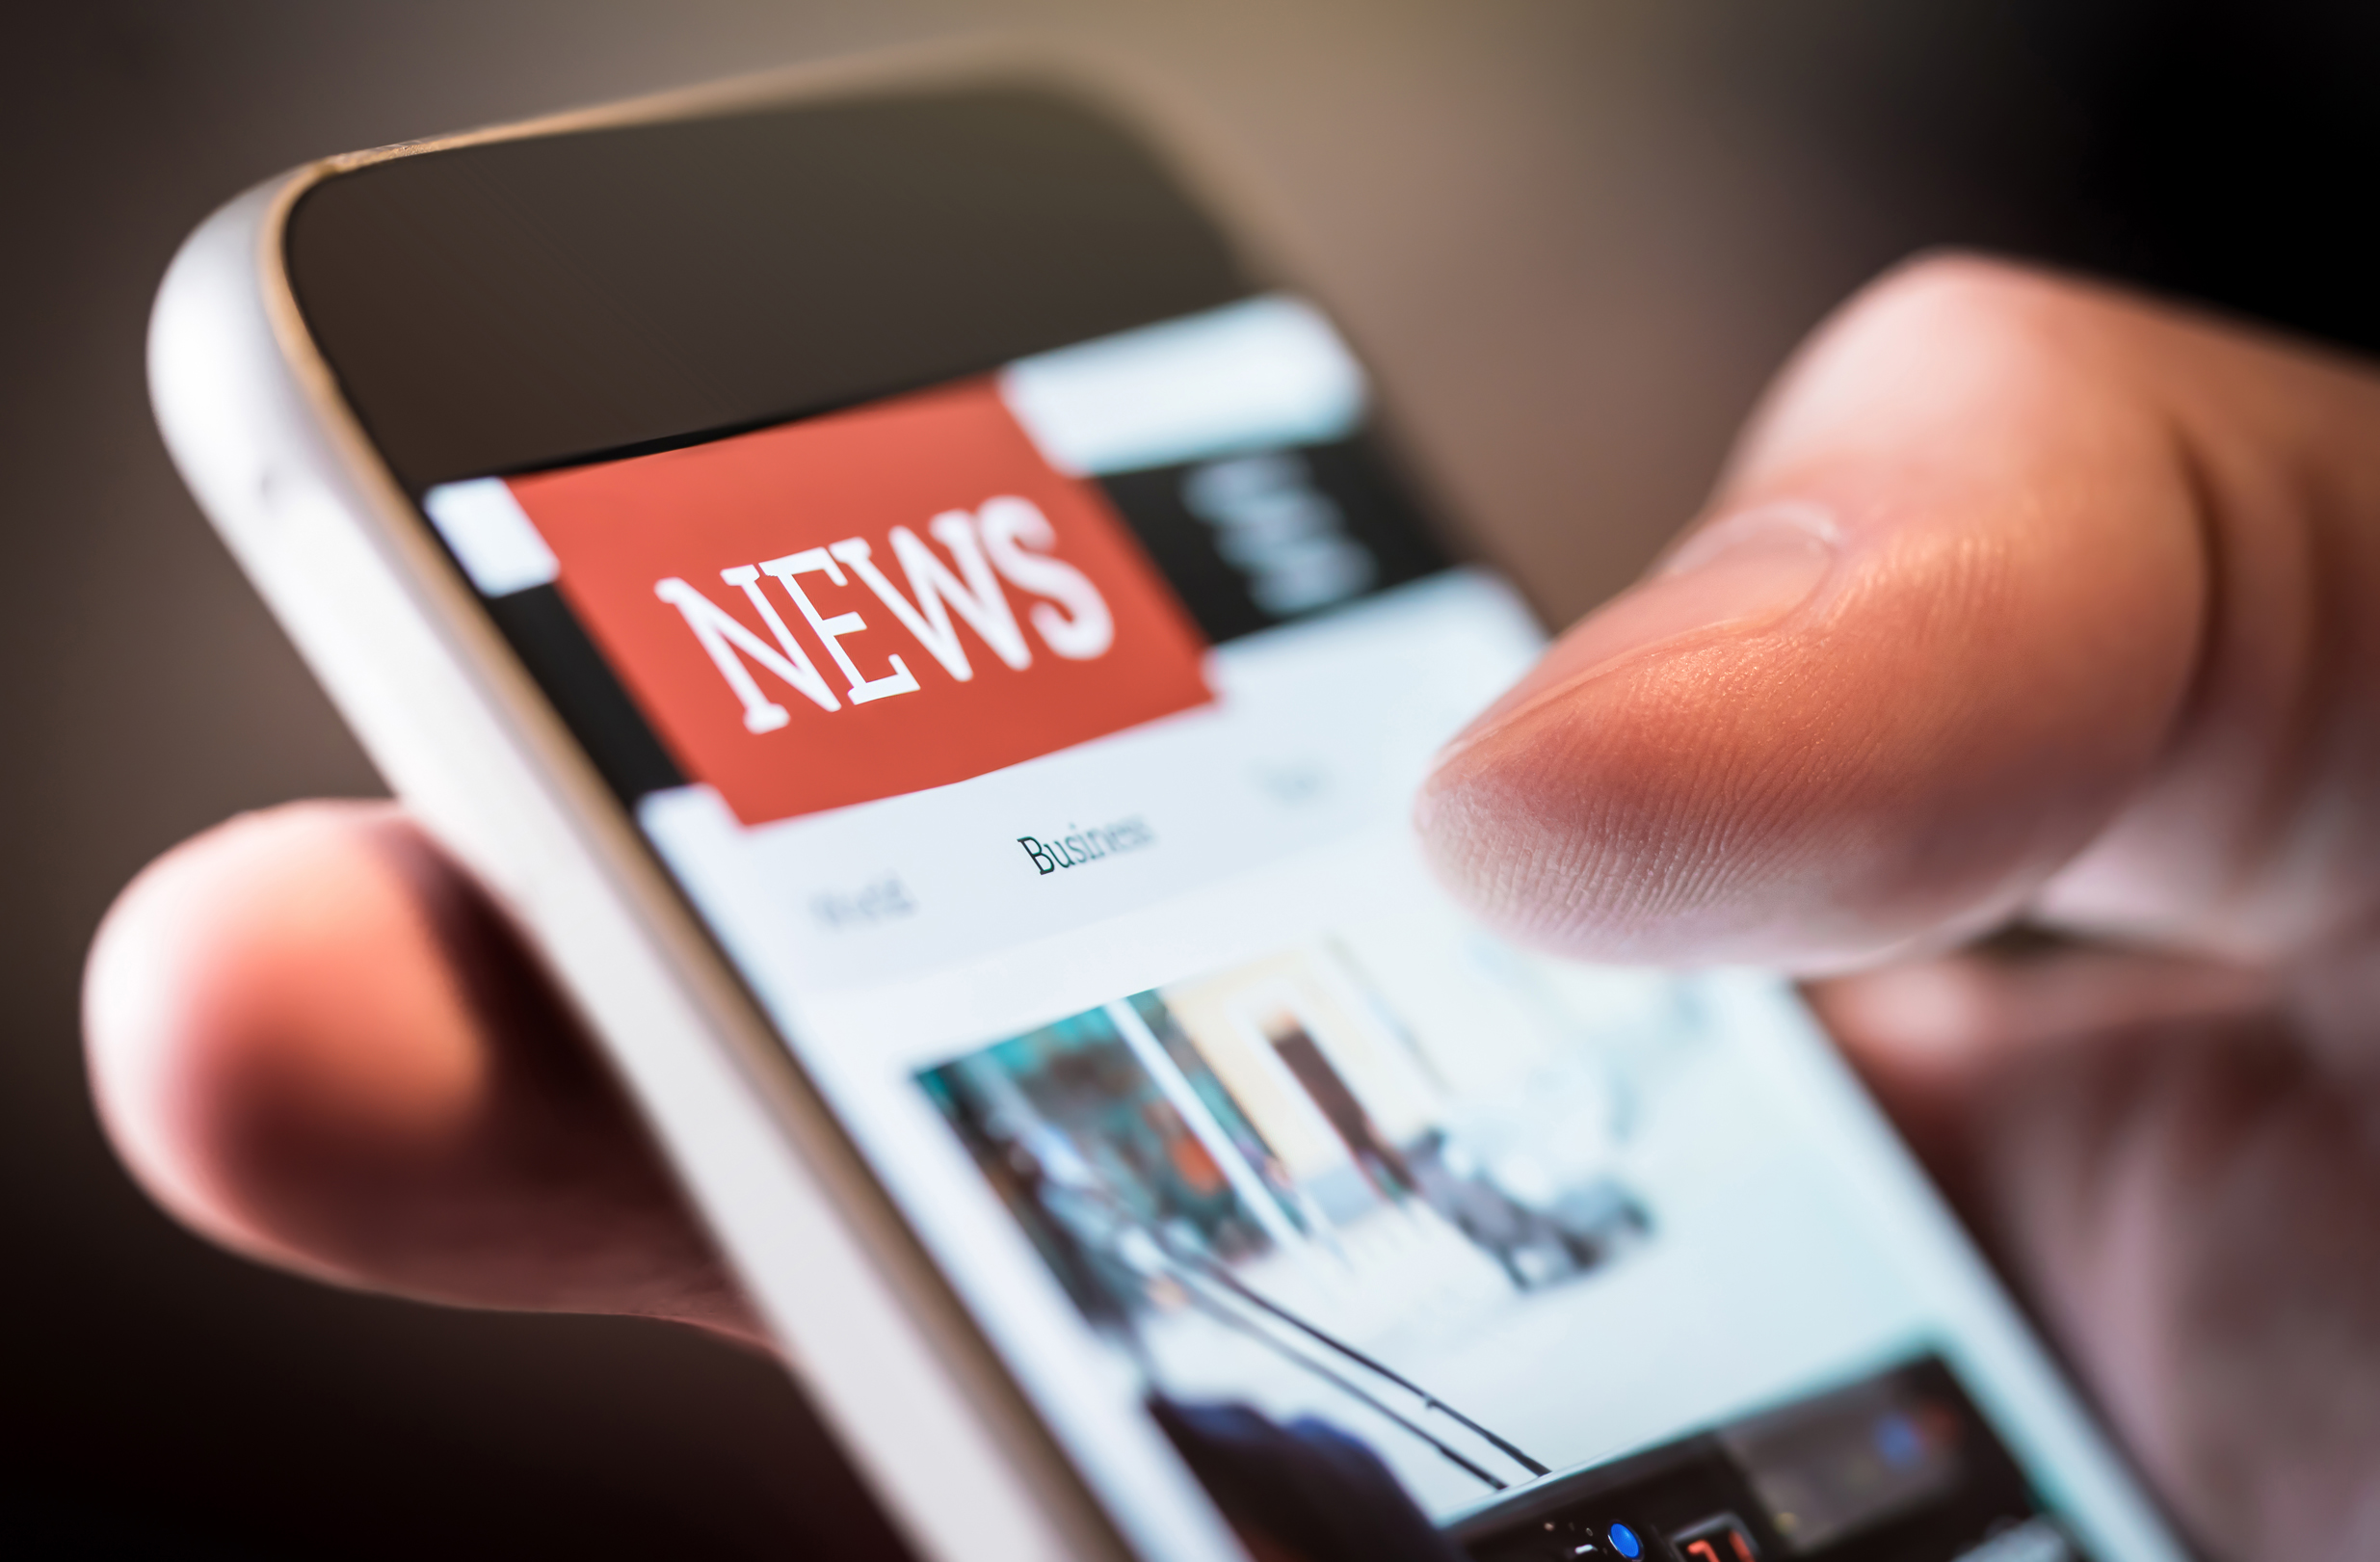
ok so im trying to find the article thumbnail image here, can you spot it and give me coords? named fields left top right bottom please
left=914, top=923, right=1710, bottom=1496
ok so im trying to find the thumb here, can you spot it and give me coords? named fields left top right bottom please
left=1417, top=253, right=2380, bottom=969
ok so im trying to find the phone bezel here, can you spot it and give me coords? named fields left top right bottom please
left=155, top=45, right=1286, bottom=1562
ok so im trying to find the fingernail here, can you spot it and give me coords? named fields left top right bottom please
left=1444, top=503, right=1838, bottom=755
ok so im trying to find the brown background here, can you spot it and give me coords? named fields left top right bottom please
left=4, top=1, right=2374, bottom=1554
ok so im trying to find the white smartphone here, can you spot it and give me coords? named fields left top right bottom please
left=149, top=57, right=2190, bottom=1562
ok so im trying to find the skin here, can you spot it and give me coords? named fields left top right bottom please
left=84, top=254, right=2380, bottom=1560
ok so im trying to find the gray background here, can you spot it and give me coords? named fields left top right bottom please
left=5, top=2, right=2372, bottom=1553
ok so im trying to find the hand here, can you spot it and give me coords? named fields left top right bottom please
left=1421, top=255, right=2380, bottom=1562
left=83, top=254, right=2380, bottom=1561
left=83, top=802, right=765, bottom=1346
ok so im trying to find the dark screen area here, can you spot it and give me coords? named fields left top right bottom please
left=484, top=586, right=688, bottom=796
left=284, top=87, right=1253, bottom=494
left=1099, top=436, right=1452, bottom=646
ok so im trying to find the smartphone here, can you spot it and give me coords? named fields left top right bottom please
left=150, top=56, right=2188, bottom=1562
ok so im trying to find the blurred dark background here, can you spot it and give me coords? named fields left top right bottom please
left=5, top=1, right=2375, bottom=1554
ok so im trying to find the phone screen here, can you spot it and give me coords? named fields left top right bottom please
left=418, top=295, right=2176, bottom=1562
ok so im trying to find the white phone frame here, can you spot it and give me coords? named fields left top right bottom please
left=145, top=54, right=1202, bottom=1562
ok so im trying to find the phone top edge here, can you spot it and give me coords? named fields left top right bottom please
left=306, top=34, right=1153, bottom=178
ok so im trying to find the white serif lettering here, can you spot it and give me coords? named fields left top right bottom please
left=657, top=496, right=1117, bottom=731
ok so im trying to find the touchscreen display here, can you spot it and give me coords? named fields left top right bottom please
left=422, top=298, right=2178, bottom=1562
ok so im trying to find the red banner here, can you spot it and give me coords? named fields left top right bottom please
left=512, top=379, right=1213, bottom=826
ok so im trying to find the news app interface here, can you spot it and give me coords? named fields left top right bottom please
left=426, top=299, right=2176, bottom=1562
